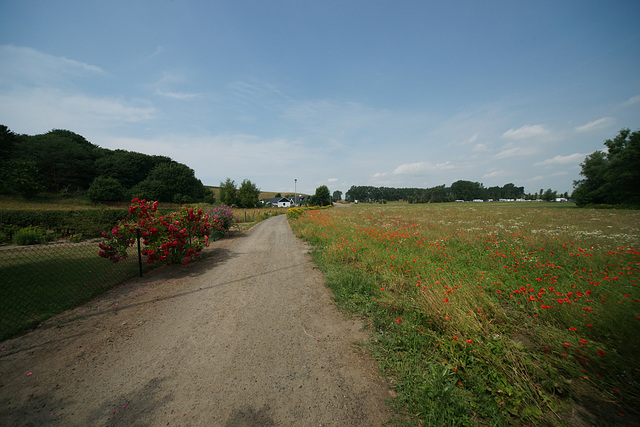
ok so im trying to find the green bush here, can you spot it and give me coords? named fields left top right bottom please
left=12, top=226, right=51, bottom=245
left=87, top=176, right=126, bottom=202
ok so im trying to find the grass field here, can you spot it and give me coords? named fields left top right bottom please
left=289, top=202, right=639, bottom=426
left=0, top=242, right=150, bottom=341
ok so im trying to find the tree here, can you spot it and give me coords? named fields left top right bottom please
left=94, top=150, right=172, bottom=189
left=451, top=180, right=484, bottom=201
left=237, top=179, right=260, bottom=208
left=131, top=162, right=206, bottom=203
left=573, top=128, right=640, bottom=206
left=0, top=159, right=43, bottom=197
left=310, top=185, right=331, bottom=206
left=87, top=176, right=126, bottom=202
left=219, top=178, right=238, bottom=206
left=541, top=188, right=557, bottom=202
left=332, top=190, right=342, bottom=201
left=17, top=129, right=101, bottom=192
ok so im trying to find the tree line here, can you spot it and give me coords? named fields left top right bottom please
left=345, top=182, right=537, bottom=203
left=0, top=125, right=211, bottom=204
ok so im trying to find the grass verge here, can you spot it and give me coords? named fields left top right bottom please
left=0, top=242, right=155, bottom=341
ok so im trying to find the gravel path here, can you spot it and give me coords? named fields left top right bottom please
left=0, top=215, right=393, bottom=426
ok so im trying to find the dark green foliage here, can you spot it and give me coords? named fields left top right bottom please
left=541, top=188, right=557, bottom=202
left=15, top=129, right=101, bottom=192
left=346, top=182, right=525, bottom=203
left=87, top=176, right=126, bottom=202
left=237, top=179, right=260, bottom=208
left=219, top=177, right=238, bottom=206
left=0, top=209, right=130, bottom=242
left=573, top=128, right=640, bottom=206
left=310, top=185, right=332, bottom=206
left=93, top=150, right=172, bottom=189
left=0, top=125, right=211, bottom=203
left=132, top=162, right=206, bottom=203
left=451, top=180, right=485, bottom=201
left=0, top=160, right=43, bottom=197
left=12, top=226, right=52, bottom=245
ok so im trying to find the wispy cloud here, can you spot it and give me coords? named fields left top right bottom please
left=574, top=117, right=615, bottom=133
left=482, top=168, right=507, bottom=179
left=622, top=94, right=640, bottom=107
left=151, top=72, right=201, bottom=100
left=0, top=46, right=155, bottom=134
left=501, top=124, right=548, bottom=140
left=494, top=144, right=539, bottom=159
left=392, top=160, right=456, bottom=175
left=533, top=153, right=587, bottom=167
left=0, top=45, right=104, bottom=88
left=0, top=88, right=155, bottom=134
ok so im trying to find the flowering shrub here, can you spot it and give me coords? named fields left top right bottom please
left=287, top=205, right=333, bottom=220
left=206, top=205, right=239, bottom=237
left=98, top=198, right=221, bottom=265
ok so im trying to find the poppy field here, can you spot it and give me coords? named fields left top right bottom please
left=289, top=203, right=639, bottom=425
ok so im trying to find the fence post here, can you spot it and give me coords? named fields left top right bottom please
left=136, top=229, right=143, bottom=277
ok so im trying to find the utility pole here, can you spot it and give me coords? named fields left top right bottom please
left=294, top=178, right=297, bottom=206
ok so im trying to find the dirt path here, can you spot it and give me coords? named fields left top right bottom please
left=0, top=215, right=394, bottom=426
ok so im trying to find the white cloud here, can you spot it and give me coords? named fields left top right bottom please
left=494, top=144, right=538, bottom=159
left=472, top=143, right=490, bottom=152
left=155, top=89, right=200, bottom=100
left=574, top=117, right=615, bottom=133
left=0, top=88, right=155, bottom=134
left=533, top=153, right=587, bottom=167
left=482, top=169, right=506, bottom=179
left=327, top=178, right=338, bottom=182
left=0, top=45, right=104, bottom=88
left=392, top=162, right=430, bottom=175
left=151, top=72, right=201, bottom=100
left=501, top=124, right=548, bottom=140
left=0, top=46, right=156, bottom=134
left=622, top=94, right=640, bottom=107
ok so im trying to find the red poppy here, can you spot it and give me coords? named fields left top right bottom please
left=597, top=350, right=606, bottom=357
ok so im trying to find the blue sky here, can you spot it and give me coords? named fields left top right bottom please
left=1, top=1, right=639, bottom=196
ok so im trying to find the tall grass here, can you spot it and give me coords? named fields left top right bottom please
left=289, top=202, right=640, bottom=425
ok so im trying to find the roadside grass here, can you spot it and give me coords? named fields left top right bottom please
left=289, top=202, right=640, bottom=426
left=0, top=242, right=151, bottom=341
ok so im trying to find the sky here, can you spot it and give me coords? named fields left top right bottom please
left=1, top=1, right=639, bottom=196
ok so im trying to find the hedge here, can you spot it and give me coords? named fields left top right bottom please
left=0, top=208, right=173, bottom=243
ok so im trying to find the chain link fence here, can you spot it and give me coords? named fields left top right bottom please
left=0, top=239, right=153, bottom=341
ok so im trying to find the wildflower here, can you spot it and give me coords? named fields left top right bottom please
left=597, top=350, right=606, bottom=357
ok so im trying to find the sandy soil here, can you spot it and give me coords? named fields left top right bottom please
left=0, top=215, right=394, bottom=426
